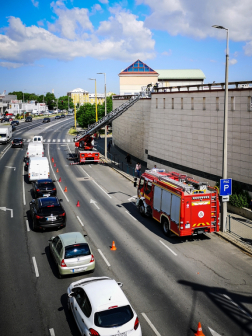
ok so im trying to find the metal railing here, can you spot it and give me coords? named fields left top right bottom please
left=225, top=214, right=252, bottom=250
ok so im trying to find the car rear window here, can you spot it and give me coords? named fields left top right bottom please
left=94, top=305, right=133, bottom=328
left=64, top=244, right=91, bottom=259
left=13, top=139, right=22, bottom=143
left=39, top=206, right=62, bottom=215
left=38, top=182, right=54, bottom=189
left=40, top=198, right=59, bottom=207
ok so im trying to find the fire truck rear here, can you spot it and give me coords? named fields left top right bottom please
left=136, top=170, right=219, bottom=237
left=74, top=134, right=100, bottom=164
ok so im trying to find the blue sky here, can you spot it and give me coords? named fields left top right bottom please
left=0, top=0, right=252, bottom=97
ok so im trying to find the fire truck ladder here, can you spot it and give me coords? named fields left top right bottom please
left=74, top=95, right=141, bottom=142
left=145, top=170, right=194, bottom=193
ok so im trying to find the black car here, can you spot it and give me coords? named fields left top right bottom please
left=12, top=138, right=23, bottom=148
left=61, top=114, right=65, bottom=118
left=12, top=125, right=16, bottom=132
left=43, top=117, right=50, bottom=123
left=32, top=179, right=57, bottom=198
left=29, top=197, right=66, bottom=231
left=11, top=120, right=19, bottom=126
left=25, top=116, right=32, bottom=122
left=55, top=115, right=61, bottom=119
left=1, top=117, right=12, bottom=123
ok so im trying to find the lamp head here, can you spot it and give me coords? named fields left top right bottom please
left=212, top=25, right=227, bottom=30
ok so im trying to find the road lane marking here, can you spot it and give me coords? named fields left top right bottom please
left=32, top=257, right=39, bottom=277
left=48, top=139, right=51, bottom=142
left=67, top=139, right=70, bottom=142
left=57, top=139, right=60, bottom=142
left=0, top=144, right=11, bottom=159
left=0, top=207, right=13, bottom=217
left=208, top=327, right=222, bottom=336
left=92, top=179, right=112, bottom=198
left=77, top=216, right=84, bottom=227
left=47, top=145, right=69, bottom=202
left=27, top=139, right=31, bottom=142
left=222, top=294, right=252, bottom=319
left=63, top=139, right=65, bottom=142
left=98, top=249, right=111, bottom=267
left=90, top=199, right=100, bottom=209
left=159, top=240, right=177, bottom=256
left=49, top=328, right=55, bottom=336
left=53, top=139, right=56, bottom=142
left=89, top=164, right=92, bottom=168
left=125, top=211, right=136, bottom=221
left=26, top=220, right=30, bottom=232
left=23, top=175, right=26, bottom=205
left=141, top=313, right=162, bottom=336
left=5, top=166, right=16, bottom=171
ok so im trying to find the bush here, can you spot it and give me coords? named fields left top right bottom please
left=68, top=127, right=78, bottom=135
left=216, top=180, right=250, bottom=208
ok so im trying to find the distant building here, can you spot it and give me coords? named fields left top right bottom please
left=67, top=88, right=111, bottom=106
left=0, top=94, right=17, bottom=115
left=118, top=60, right=206, bottom=95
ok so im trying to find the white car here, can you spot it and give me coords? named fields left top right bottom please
left=67, top=277, right=142, bottom=336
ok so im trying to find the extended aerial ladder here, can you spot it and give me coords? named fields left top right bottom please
left=71, top=94, right=141, bottom=163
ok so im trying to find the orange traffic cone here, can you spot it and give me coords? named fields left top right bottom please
left=51, top=157, right=54, bottom=162
left=111, top=241, right=117, bottom=251
left=56, top=168, right=59, bottom=173
left=76, top=200, right=80, bottom=207
left=59, top=177, right=62, bottom=182
left=64, top=187, right=67, bottom=192
left=54, top=163, right=56, bottom=167
left=195, top=322, right=205, bottom=336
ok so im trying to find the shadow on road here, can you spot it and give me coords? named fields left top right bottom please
left=60, top=293, right=80, bottom=336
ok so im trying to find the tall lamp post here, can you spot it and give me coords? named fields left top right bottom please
left=89, top=78, right=98, bottom=122
left=23, top=89, right=26, bottom=118
left=97, top=73, right=107, bottom=160
left=212, top=25, right=229, bottom=232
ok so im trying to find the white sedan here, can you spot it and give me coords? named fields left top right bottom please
left=67, top=276, right=142, bottom=336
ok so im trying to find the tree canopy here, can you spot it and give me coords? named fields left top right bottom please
left=76, top=96, right=113, bottom=128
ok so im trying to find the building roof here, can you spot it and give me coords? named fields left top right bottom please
left=120, top=60, right=158, bottom=75
left=155, top=69, right=206, bottom=80
left=69, top=88, right=89, bottom=93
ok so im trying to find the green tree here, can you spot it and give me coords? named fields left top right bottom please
left=44, top=92, right=56, bottom=110
left=8, top=91, right=23, bottom=100
left=58, top=96, right=74, bottom=110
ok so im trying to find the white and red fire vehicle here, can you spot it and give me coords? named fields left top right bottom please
left=136, top=169, right=219, bottom=237
left=74, top=134, right=100, bottom=164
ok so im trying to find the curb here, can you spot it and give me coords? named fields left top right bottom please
left=215, top=232, right=252, bottom=256
left=99, top=155, right=135, bottom=183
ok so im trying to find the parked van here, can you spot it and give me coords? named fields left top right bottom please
left=28, top=157, right=50, bottom=182
left=0, top=125, right=12, bottom=144
left=32, top=135, right=43, bottom=143
left=26, top=143, right=44, bottom=158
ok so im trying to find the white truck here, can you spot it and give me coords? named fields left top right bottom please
left=25, top=135, right=44, bottom=158
left=28, top=157, right=50, bottom=182
left=0, top=125, right=12, bottom=144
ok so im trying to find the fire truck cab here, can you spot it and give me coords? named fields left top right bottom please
left=136, top=169, right=219, bottom=237
left=74, top=135, right=100, bottom=164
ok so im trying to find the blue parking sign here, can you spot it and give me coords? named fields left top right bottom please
left=220, top=178, right=232, bottom=196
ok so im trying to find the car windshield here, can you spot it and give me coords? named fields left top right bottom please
left=0, top=134, right=6, bottom=137
left=64, top=243, right=91, bottom=259
left=94, top=305, right=133, bottom=328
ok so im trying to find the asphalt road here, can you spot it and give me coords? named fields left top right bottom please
left=0, top=117, right=252, bottom=336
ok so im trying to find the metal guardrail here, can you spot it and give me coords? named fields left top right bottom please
left=226, top=214, right=252, bottom=249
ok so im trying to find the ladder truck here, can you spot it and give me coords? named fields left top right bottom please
left=72, top=95, right=141, bottom=164
left=136, top=169, right=220, bottom=237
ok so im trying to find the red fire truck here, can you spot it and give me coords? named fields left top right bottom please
left=136, top=169, right=219, bottom=237
left=74, top=134, right=100, bottom=164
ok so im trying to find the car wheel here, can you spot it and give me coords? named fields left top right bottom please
left=162, top=218, right=171, bottom=237
left=139, top=202, right=145, bottom=217
left=32, top=218, right=37, bottom=232
left=58, top=270, right=62, bottom=279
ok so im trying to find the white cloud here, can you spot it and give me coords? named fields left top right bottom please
left=230, top=58, right=237, bottom=65
left=0, top=61, right=25, bottom=69
left=31, top=0, right=39, bottom=7
left=161, top=49, right=172, bottom=56
left=91, top=4, right=102, bottom=14
left=0, top=6, right=155, bottom=66
left=37, top=20, right=44, bottom=26
left=244, top=41, right=252, bottom=56
left=136, top=0, right=252, bottom=54
left=99, top=0, right=109, bottom=4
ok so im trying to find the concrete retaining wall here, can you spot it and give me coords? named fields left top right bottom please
left=227, top=203, right=252, bottom=220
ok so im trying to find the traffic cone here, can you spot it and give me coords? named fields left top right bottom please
left=59, top=177, right=62, bottom=182
left=56, top=168, right=59, bottom=173
left=76, top=200, right=80, bottom=207
left=64, top=187, right=67, bottom=192
left=51, top=157, right=54, bottom=162
left=54, top=163, right=56, bottom=167
left=111, top=241, right=117, bottom=251
left=195, top=322, right=205, bottom=336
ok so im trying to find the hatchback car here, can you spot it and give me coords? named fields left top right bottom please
left=49, top=232, right=95, bottom=278
left=29, top=197, right=66, bottom=231
left=11, top=138, right=23, bottom=148
left=61, top=114, right=65, bottom=118
left=32, top=179, right=57, bottom=198
left=55, top=115, right=61, bottom=119
left=67, top=277, right=142, bottom=336
left=43, top=117, right=50, bottom=123
left=25, top=116, right=32, bottom=122
left=11, top=120, right=19, bottom=126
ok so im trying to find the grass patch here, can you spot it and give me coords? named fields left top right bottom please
left=68, top=127, right=78, bottom=135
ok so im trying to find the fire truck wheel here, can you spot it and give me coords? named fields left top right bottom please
left=162, top=219, right=171, bottom=237
left=139, top=203, right=145, bottom=217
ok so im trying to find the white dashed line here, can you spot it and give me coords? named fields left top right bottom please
left=125, top=211, right=136, bottom=221
left=49, top=328, right=55, bottom=336
left=57, top=139, right=60, bottom=142
left=98, top=249, right=111, bottom=267
left=77, top=216, right=84, bottom=227
left=63, top=139, right=65, bottom=142
left=141, top=313, right=162, bottom=336
left=159, top=240, right=177, bottom=256
left=48, top=139, right=51, bottom=142
left=26, top=220, right=30, bottom=232
left=27, top=139, right=31, bottom=142
left=53, top=139, right=56, bottom=142
left=67, top=139, right=70, bottom=142
left=23, top=174, right=26, bottom=205
left=32, top=257, right=39, bottom=277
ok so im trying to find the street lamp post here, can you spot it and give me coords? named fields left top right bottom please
left=212, top=25, right=229, bottom=232
left=97, top=73, right=107, bottom=160
left=23, top=89, right=26, bottom=118
left=89, top=78, right=98, bottom=122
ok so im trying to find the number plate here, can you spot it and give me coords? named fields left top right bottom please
left=72, top=267, right=87, bottom=273
left=43, top=194, right=50, bottom=197
left=47, top=216, right=57, bottom=221
left=112, top=332, right=127, bottom=336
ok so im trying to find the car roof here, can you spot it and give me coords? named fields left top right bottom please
left=80, top=279, right=129, bottom=311
left=58, top=232, right=86, bottom=246
left=29, top=157, right=48, bottom=161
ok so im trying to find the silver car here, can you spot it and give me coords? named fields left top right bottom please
left=49, top=232, right=95, bottom=278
